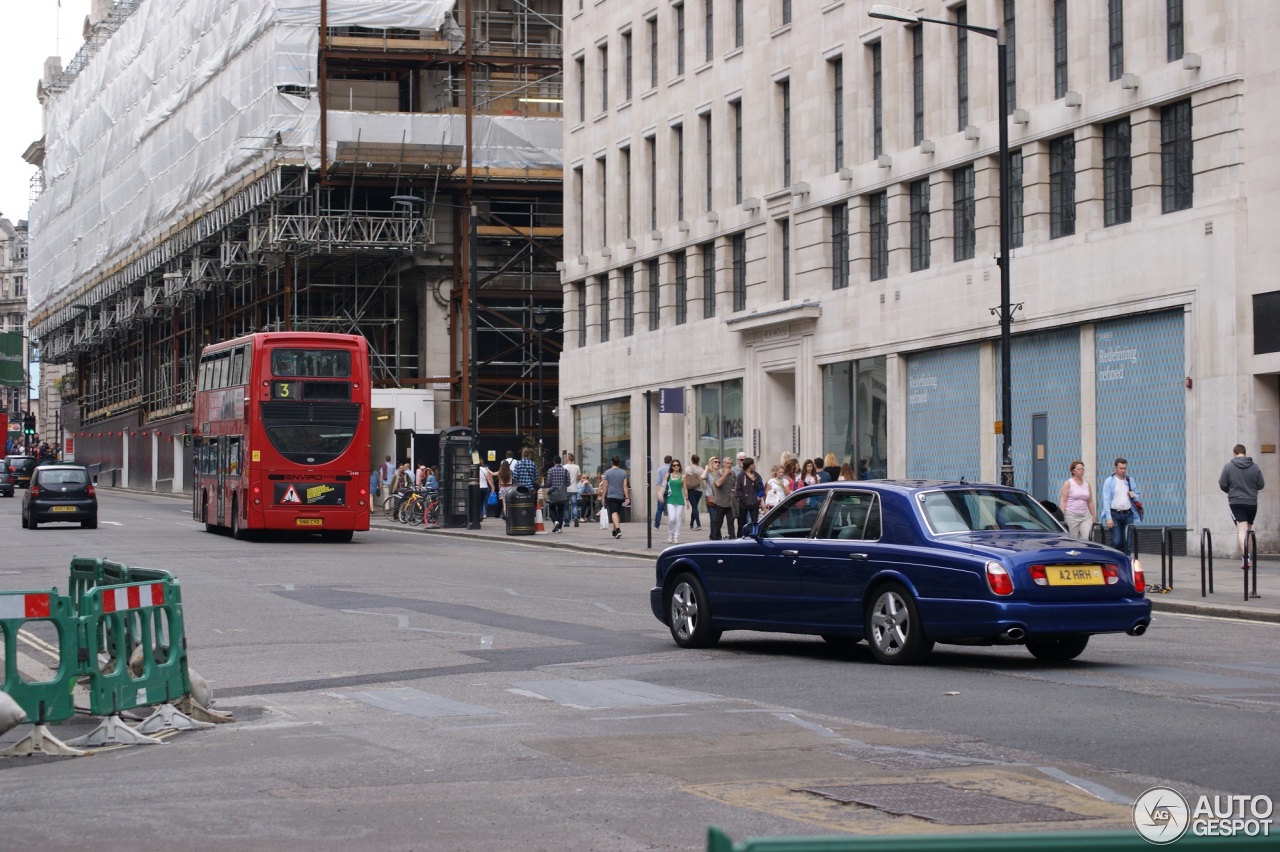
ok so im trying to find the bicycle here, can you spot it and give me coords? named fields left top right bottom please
left=397, top=487, right=440, bottom=526
left=384, top=484, right=413, bottom=521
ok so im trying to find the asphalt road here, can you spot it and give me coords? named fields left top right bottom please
left=1, top=489, right=1277, bottom=850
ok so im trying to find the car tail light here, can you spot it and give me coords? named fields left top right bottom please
left=29, top=484, right=40, bottom=497
left=986, top=561, right=1014, bottom=596
left=1132, top=559, right=1145, bottom=594
left=1102, top=563, right=1120, bottom=585
left=86, top=483, right=95, bottom=497
left=1028, top=565, right=1048, bottom=586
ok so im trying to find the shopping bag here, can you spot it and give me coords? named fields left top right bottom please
left=599, top=507, right=609, bottom=529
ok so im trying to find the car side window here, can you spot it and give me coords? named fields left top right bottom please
left=816, top=492, right=881, bottom=541
left=760, top=490, right=827, bottom=539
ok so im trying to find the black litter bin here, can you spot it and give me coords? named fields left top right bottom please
left=505, top=486, right=536, bottom=536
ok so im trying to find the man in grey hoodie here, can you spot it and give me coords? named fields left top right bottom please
left=1219, top=444, right=1265, bottom=569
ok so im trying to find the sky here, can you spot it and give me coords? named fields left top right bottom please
left=0, top=0, right=91, bottom=224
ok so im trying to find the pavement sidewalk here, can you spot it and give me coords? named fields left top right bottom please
left=376, top=510, right=1280, bottom=624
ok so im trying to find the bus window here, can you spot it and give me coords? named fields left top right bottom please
left=228, top=437, right=241, bottom=476
left=271, top=349, right=352, bottom=378
left=231, top=349, right=244, bottom=387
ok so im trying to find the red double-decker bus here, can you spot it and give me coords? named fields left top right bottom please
left=192, top=332, right=372, bottom=541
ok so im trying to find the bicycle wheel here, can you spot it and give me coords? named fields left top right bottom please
left=426, top=501, right=441, bottom=526
left=408, top=499, right=425, bottom=526
left=384, top=494, right=400, bottom=520
left=397, top=496, right=416, bottom=524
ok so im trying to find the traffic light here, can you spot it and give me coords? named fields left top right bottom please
left=23, top=413, right=35, bottom=435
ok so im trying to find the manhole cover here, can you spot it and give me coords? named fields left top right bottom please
left=798, top=782, right=1088, bottom=825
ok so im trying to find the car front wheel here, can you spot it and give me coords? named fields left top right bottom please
left=1026, top=635, right=1090, bottom=662
left=865, top=582, right=933, bottom=665
left=668, top=572, right=721, bottom=649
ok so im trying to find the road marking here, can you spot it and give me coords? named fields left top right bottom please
left=339, top=609, right=494, bottom=646
left=1161, top=611, right=1280, bottom=627
left=100, top=521, right=125, bottom=526
left=255, top=583, right=296, bottom=591
left=589, top=712, right=691, bottom=720
left=1035, top=766, right=1131, bottom=804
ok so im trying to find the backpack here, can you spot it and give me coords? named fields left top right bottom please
left=546, top=485, right=568, bottom=505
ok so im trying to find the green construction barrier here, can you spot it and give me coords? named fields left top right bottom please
left=707, top=827, right=1273, bottom=851
left=0, top=589, right=79, bottom=726
left=68, top=556, right=134, bottom=615
left=78, top=577, right=191, bottom=716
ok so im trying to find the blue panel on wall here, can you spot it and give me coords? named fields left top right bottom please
left=1095, top=311, right=1186, bottom=526
left=996, top=328, right=1082, bottom=497
left=906, top=345, right=980, bottom=481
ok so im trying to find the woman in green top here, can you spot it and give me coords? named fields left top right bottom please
left=664, top=459, right=688, bottom=544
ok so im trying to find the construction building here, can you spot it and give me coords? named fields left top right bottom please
left=25, top=0, right=564, bottom=490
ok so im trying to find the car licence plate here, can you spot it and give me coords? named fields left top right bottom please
left=1046, top=565, right=1104, bottom=585
left=295, top=518, right=323, bottom=527
left=50, top=505, right=78, bottom=513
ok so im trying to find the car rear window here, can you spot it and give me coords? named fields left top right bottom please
left=8, top=457, right=37, bottom=472
left=38, top=469, right=88, bottom=486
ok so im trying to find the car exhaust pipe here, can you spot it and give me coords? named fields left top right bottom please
left=1128, top=624, right=1147, bottom=636
left=1001, top=627, right=1026, bottom=642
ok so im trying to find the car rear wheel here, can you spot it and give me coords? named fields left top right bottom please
left=21, top=510, right=28, bottom=528
left=668, top=572, right=721, bottom=649
left=865, top=582, right=933, bottom=665
left=1026, top=635, right=1090, bottom=662
left=27, top=513, right=37, bottom=530
left=82, top=518, right=98, bottom=529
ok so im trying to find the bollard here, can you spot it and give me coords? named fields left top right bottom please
left=1200, top=527, right=1214, bottom=597
left=1162, top=526, right=1174, bottom=591
left=1158, top=527, right=1169, bottom=592
left=0, top=589, right=86, bottom=757
left=1246, top=529, right=1259, bottom=601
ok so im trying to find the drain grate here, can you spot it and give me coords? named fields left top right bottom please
left=798, top=782, right=1088, bottom=825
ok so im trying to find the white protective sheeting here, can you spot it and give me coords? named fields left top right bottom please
left=29, top=0, right=557, bottom=319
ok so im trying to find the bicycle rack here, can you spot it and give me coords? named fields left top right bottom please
left=1200, top=527, right=1214, bottom=597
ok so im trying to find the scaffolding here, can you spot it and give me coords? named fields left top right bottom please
left=31, top=0, right=563, bottom=446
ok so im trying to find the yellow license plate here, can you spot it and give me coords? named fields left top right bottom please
left=50, top=505, right=78, bottom=513
left=295, top=518, right=323, bottom=527
left=1046, top=565, right=1104, bottom=586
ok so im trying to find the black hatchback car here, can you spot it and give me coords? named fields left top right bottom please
left=0, top=466, right=12, bottom=497
left=22, top=464, right=98, bottom=529
left=5, top=455, right=37, bottom=489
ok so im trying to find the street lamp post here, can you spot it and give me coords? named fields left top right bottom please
left=868, top=5, right=1015, bottom=487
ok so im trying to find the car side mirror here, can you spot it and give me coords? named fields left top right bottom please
left=742, top=522, right=761, bottom=538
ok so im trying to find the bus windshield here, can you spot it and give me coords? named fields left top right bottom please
left=271, top=349, right=352, bottom=378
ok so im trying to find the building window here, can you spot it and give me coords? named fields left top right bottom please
left=953, top=165, right=975, bottom=261
left=831, top=202, right=850, bottom=290
left=822, top=358, right=888, bottom=477
left=1010, top=149, right=1024, bottom=249
left=1103, top=117, right=1132, bottom=226
left=623, top=30, right=633, bottom=101
left=779, top=79, right=791, bottom=186
left=704, top=0, right=714, bottom=62
left=1162, top=99, right=1194, bottom=213
left=910, top=179, right=930, bottom=271
left=599, top=275, right=610, bottom=342
left=573, top=166, right=584, bottom=253
left=1049, top=135, right=1076, bottom=238
left=674, top=124, right=685, bottom=222
left=832, top=57, right=844, bottom=171
left=622, top=267, right=635, bottom=336
left=1108, top=0, right=1124, bottom=81
left=781, top=0, right=791, bottom=26
left=1003, top=0, right=1016, bottom=112
left=731, top=233, right=746, bottom=312
left=647, top=258, right=660, bottom=330
left=575, top=56, right=585, bottom=122
left=912, top=26, right=924, bottom=145
left=674, top=250, right=688, bottom=324
left=955, top=5, right=968, bottom=131
left=734, top=0, right=743, bottom=48
left=599, top=44, right=608, bottom=112
left=621, top=146, right=632, bottom=239
left=596, top=156, right=607, bottom=247
left=695, top=379, right=744, bottom=465
left=648, top=17, right=659, bottom=89
left=702, top=112, right=713, bottom=212
left=577, top=281, right=587, bottom=347
left=702, top=242, right=717, bottom=317
left=869, top=191, right=888, bottom=282
left=647, top=136, right=657, bottom=230
left=1167, top=0, right=1184, bottom=62
left=779, top=218, right=791, bottom=300
left=675, top=3, right=686, bottom=75
left=871, top=42, right=883, bottom=158
left=573, top=399, right=631, bottom=487
left=731, top=99, right=743, bottom=204
left=1053, top=0, right=1067, bottom=99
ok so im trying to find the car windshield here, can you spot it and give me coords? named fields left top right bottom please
left=918, top=487, right=1062, bottom=534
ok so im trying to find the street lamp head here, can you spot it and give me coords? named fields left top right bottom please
left=868, top=5, right=920, bottom=24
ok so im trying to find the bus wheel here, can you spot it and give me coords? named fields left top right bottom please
left=202, top=496, right=216, bottom=534
left=231, top=498, right=247, bottom=541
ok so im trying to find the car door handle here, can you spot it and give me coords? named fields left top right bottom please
left=781, top=549, right=799, bottom=557
left=848, top=553, right=869, bottom=560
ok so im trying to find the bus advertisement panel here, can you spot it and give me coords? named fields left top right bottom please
left=192, top=332, right=371, bottom=540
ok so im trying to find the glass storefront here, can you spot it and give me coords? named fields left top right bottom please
left=821, top=357, right=887, bottom=478
left=574, top=398, right=631, bottom=478
left=695, top=379, right=744, bottom=464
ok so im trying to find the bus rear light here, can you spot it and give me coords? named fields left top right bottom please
left=252, top=484, right=261, bottom=495
left=985, top=561, right=1014, bottom=596
left=253, top=497, right=261, bottom=506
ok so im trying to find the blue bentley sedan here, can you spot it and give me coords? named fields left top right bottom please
left=649, top=481, right=1152, bottom=664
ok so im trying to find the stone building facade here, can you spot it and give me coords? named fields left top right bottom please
left=1, top=216, right=30, bottom=434
left=560, top=0, right=1279, bottom=553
